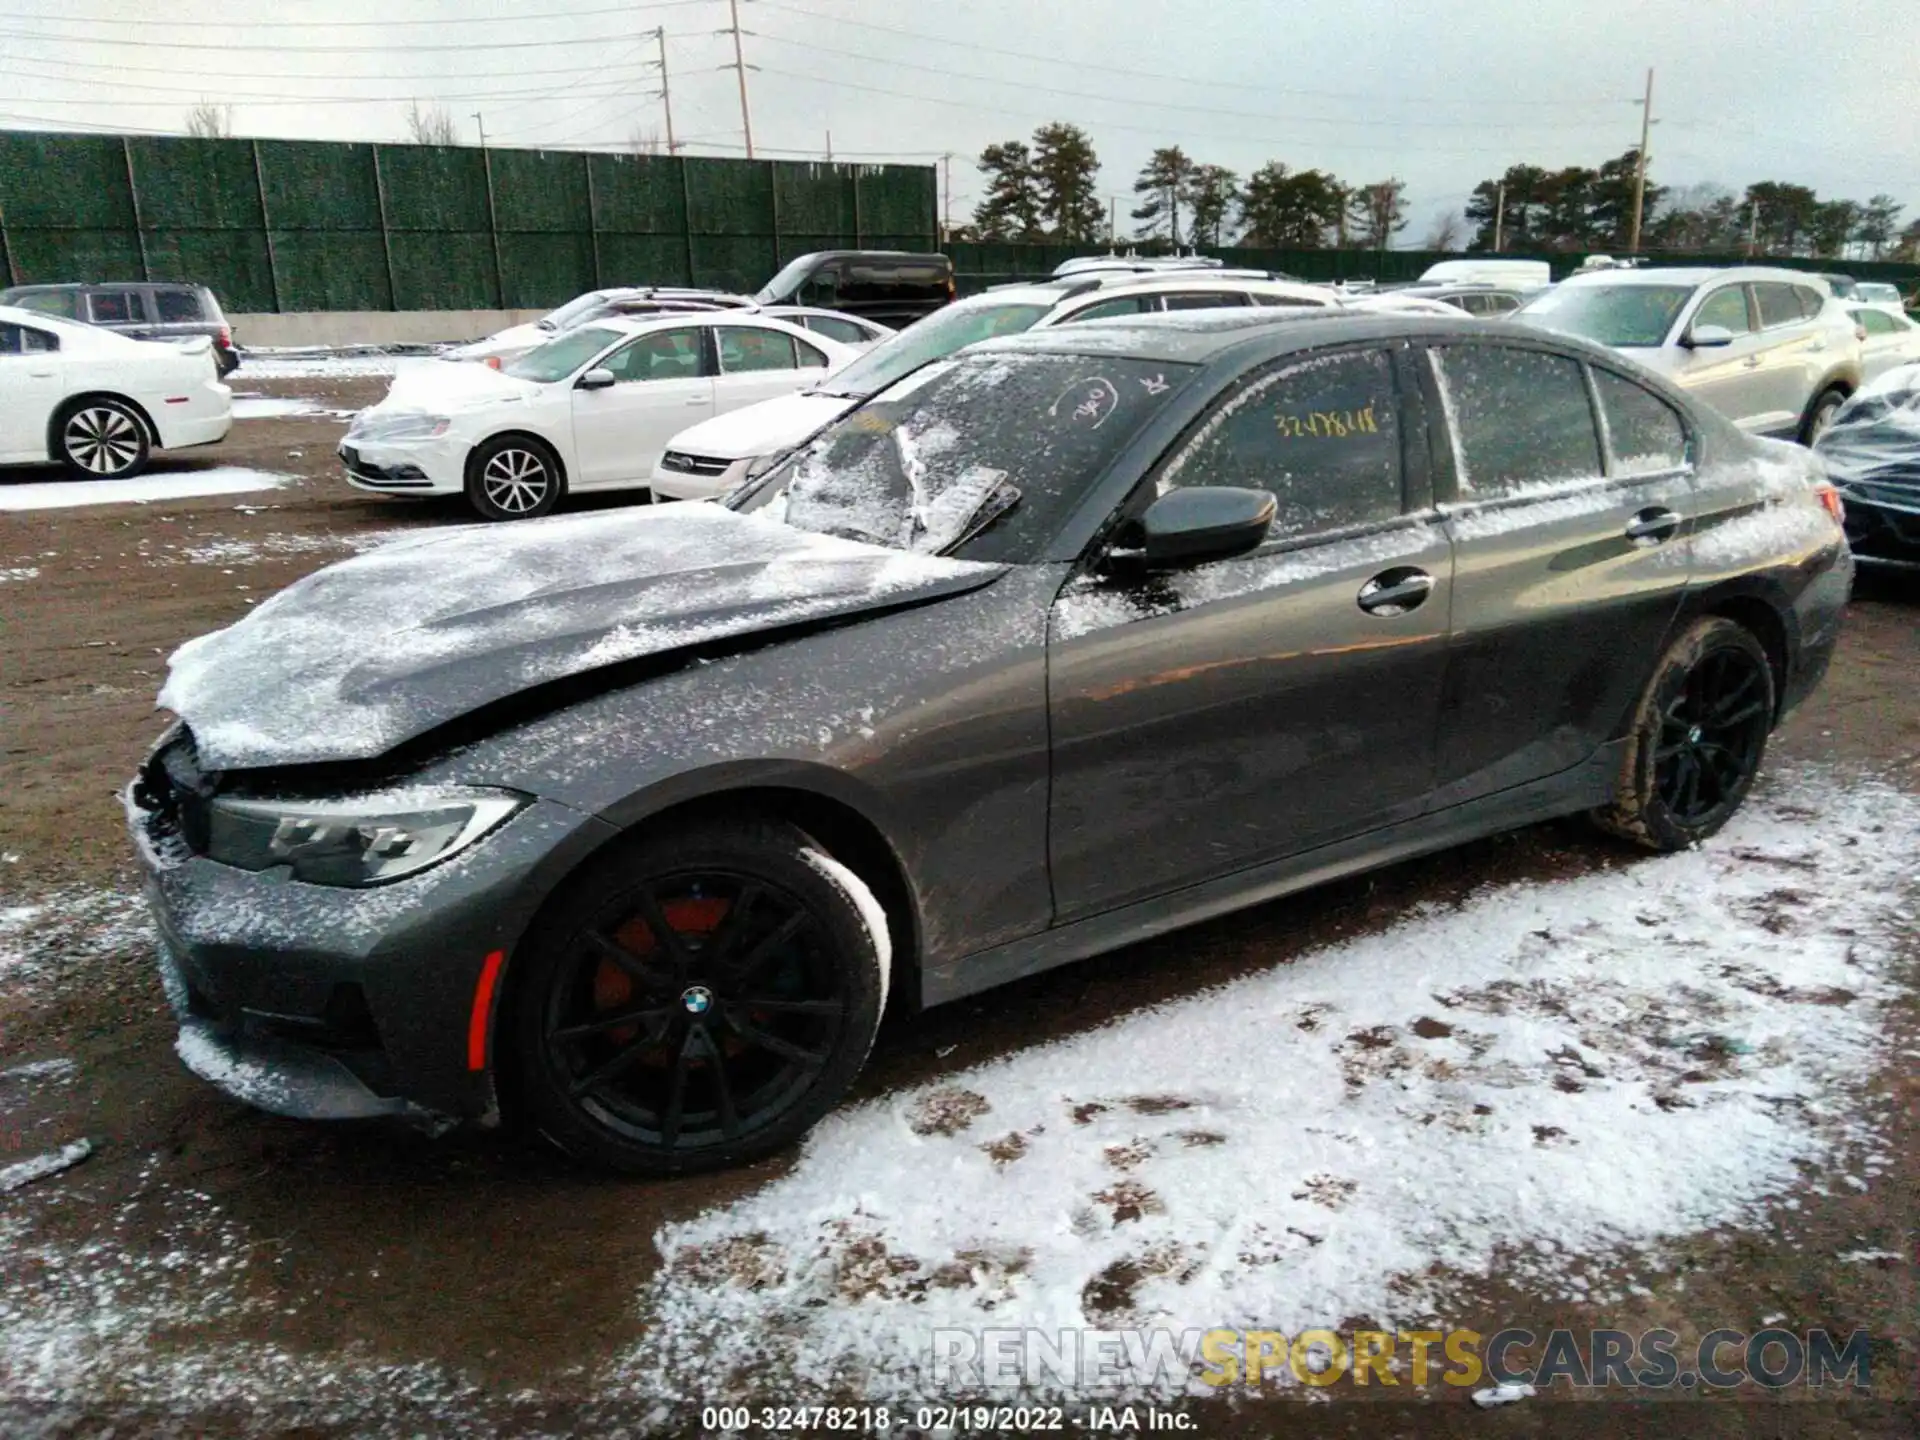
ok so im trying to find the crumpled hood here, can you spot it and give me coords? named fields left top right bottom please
left=160, top=504, right=1004, bottom=769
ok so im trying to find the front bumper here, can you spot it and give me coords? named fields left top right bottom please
left=129, top=775, right=615, bottom=1125
left=339, top=434, right=467, bottom=495
left=651, top=452, right=750, bottom=502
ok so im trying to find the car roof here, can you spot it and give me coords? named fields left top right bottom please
left=588, top=310, right=817, bottom=339
left=979, top=273, right=1333, bottom=309
left=2, top=280, right=204, bottom=291
left=966, top=307, right=1485, bottom=365
left=1559, top=266, right=1832, bottom=290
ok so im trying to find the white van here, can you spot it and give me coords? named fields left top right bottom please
left=1418, top=258, right=1551, bottom=291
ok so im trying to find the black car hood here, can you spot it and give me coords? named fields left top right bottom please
left=161, top=504, right=1004, bottom=769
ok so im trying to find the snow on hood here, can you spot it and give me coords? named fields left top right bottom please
left=444, top=321, right=548, bottom=359
left=369, top=356, right=542, bottom=414
left=159, top=504, right=1004, bottom=769
left=668, top=389, right=858, bottom=460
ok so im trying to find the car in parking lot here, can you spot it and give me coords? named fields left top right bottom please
left=134, top=307, right=1851, bottom=1175
left=1386, top=282, right=1528, bottom=316
left=442, top=288, right=756, bottom=367
left=1848, top=281, right=1908, bottom=315
left=753, top=250, right=954, bottom=327
left=1515, top=266, right=1863, bottom=443
left=1814, top=361, right=1920, bottom=563
left=1, top=280, right=241, bottom=376
left=1849, top=304, right=1920, bottom=382
left=340, top=311, right=859, bottom=520
left=650, top=271, right=1340, bottom=500
left=751, top=306, right=893, bottom=351
left=0, top=303, right=231, bottom=478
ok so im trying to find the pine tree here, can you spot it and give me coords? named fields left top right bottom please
left=1131, top=147, right=1195, bottom=245
left=1031, top=123, right=1104, bottom=242
left=972, top=141, right=1044, bottom=241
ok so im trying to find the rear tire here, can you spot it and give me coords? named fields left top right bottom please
left=512, top=818, right=888, bottom=1175
left=1798, top=386, right=1846, bottom=446
left=1593, top=616, right=1775, bottom=852
left=56, top=398, right=150, bottom=479
left=465, top=435, right=563, bottom=521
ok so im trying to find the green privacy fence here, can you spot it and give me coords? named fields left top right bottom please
left=0, top=131, right=938, bottom=313
left=949, top=241, right=1920, bottom=296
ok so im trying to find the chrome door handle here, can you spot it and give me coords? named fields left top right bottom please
left=1357, top=567, right=1433, bottom=616
left=1625, top=507, right=1682, bottom=545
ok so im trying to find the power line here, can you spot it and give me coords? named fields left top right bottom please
left=748, top=0, right=1624, bottom=112
left=0, top=43, right=661, bottom=83
left=748, top=63, right=1620, bottom=159
left=5, top=56, right=655, bottom=107
left=0, top=0, right=713, bottom=27
left=749, top=31, right=1635, bottom=135
left=0, top=22, right=648, bottom=52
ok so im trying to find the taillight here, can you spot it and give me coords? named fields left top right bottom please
left=1855, top=323, right=1868, bottom=342
left=218, top=324, right=230, bottom=347
left=1815, top=483, right=1845, bottom=524
left=484, top=355, right=501, bottom=370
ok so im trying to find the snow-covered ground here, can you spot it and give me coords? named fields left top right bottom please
left=0, top=468, right=292, bottom=512
left=237, top=354, right=402, bottom=381
left=0, top=767, right=1912, bottom=1414
left=229, top=395, right=360, bottom=422
left=618, top=769, right=1918, bottom=1403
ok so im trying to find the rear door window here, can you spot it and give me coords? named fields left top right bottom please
left=1693, top=285, right=1753, bottom=336
left=1430, top=345, right=1603, bottom=495
left=1592, top=368, right=1688, bottom=475
left=87, top=290, right=147, bottom=323
left=1755, top=283, right=1808, bottom=329
left=1794, top=285, right=1827, bottom=319
left=716, top=326, right=800, bottom=374
left=1856, top=308, right=1896, bottom=336
left=1158, top=348, right=1405, bottom=538
left=153, top=289, right=205, bottom=322
left=0, top=322, right=59, bottom=354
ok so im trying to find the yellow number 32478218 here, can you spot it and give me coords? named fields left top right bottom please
left=1277, top=404, right=1379, bottom=439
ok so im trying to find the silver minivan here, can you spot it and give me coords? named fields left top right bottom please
left=1515, top=267, right=1863, bottom=443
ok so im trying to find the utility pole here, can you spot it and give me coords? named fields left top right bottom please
left=723, top=0, right=755, bottom=160
left=1747, top=199, right=1759, bottom=257
left=1628, top=66, right=1654, bottom=254
left=1109, top=196, right=1118, bottom=247
left=826, top=130, right=833, bottom=161
left=654, top=27, right=676, bottom=154
left=1494, top=180, right=1506, bottom=252
left=940, top=152, right=952, bottom=242
left=471, top=112, right=486, bottom=148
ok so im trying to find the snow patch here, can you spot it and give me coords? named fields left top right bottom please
left=0, top=468, right=291, bottom=512
left=0, top=565, right=39, bottom=582
left=613, top=770, right=1920, bottom=1404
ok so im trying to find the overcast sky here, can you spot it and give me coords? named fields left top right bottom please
left=5, top=0, right=1917, bottom=244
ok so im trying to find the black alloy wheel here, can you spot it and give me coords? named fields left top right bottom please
left=1595, top=616, right=1775, bottom=851
left=515, top=818, right=887, bottom=1174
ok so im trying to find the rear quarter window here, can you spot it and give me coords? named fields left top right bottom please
left=1592, top=368, right=1688, bottom=475
left=154, top=289, right=205, bottom=322
left=10, top=290, right=79, bottom=319
left=1755, top=283, right=1807, bottom=329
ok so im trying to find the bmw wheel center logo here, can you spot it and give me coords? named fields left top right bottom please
left=680, top=985, right=714, bottom=1016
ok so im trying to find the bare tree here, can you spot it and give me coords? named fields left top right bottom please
left=628, top=127, right=665, bottom=155
left=1424, top=209, right=1464, bottom=250
left=406, top=100, right=460, bottom=146
left=184, top=101, right=232, bottom=139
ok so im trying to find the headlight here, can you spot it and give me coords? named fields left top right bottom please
left=349, top=412, right=452, bottom=443
left=204, top=788, right=522, bottom=886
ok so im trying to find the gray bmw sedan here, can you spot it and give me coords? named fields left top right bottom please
left=129, top=310, right=1852, bottom=1174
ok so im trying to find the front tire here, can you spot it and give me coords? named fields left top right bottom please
left=1798, top=386, right=1846, bottom=446
left=1593, top=616, right=1775, bottom=851
left=465, top=435, right=563, bottom=521
left=57, top=398, right=150, bottom=479
left=513, top=818, right=888, bottom=1175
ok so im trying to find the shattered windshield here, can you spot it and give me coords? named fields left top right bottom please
left=776, top=352, right=1193, bottom=563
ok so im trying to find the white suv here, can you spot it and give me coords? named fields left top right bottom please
left=650, top=272, right=1337, bottom=500
left=1515, top=267, right=1863, bottom=443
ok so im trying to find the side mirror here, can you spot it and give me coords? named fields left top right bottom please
left=577, top=367, right=616, bottom=390
left=1118, top=486, right=1276, bottom=568
left=1683, top=324, right=1735, bottom=349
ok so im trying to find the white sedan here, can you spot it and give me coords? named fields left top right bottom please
left=0, top=304, right=231, bottom=479
left=340, top=311, right=860, bottom=520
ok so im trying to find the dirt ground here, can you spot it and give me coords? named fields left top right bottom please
left=0, top=379, right=1915, bottom=1437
